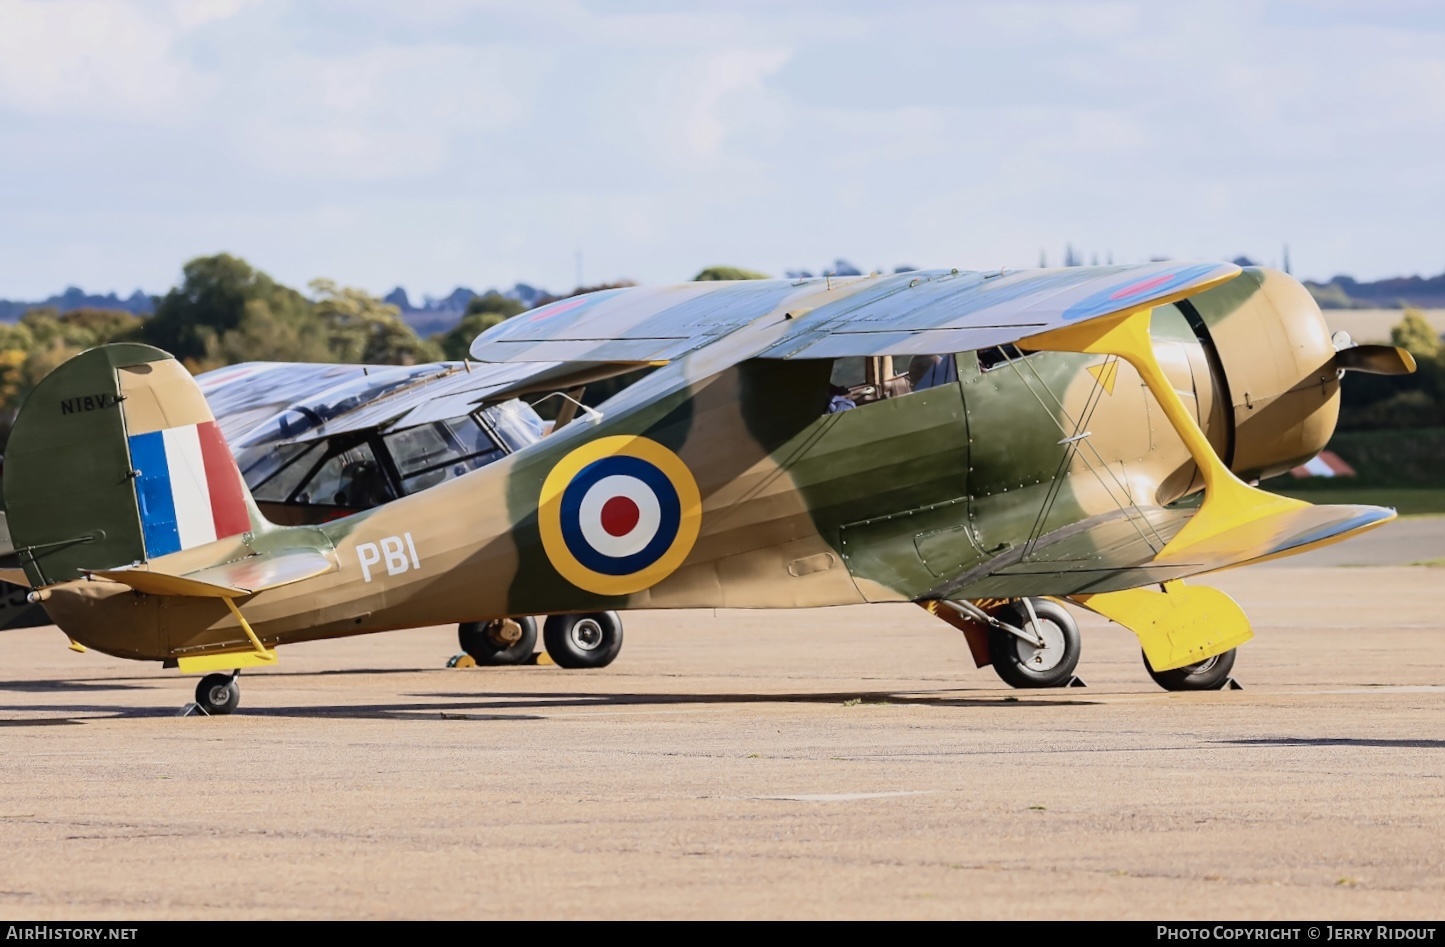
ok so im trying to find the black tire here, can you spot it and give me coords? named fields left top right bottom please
left=543, top=612, right=623, bottom=669
left=1144, top=648, right=1237, bottom=691
left=458, top=617, right=538, bottom=666
left=195, top=673, right=239, bottom=715
left=988, top=598, right=1081, bottom=689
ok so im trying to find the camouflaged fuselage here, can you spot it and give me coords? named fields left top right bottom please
left=33, top=268, right=1342, bottom=664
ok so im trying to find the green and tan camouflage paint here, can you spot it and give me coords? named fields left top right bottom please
left=17, top=268, right=1345, bottom=664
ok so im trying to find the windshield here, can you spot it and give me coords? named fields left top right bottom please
left=383, top=417, right=507, bottom=496
left=482, top=399, right=546, bottom=452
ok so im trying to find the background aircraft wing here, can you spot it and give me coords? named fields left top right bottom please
left=287, top=359, right=571, bottom=437
left=196, top=362, right=371, bottom=442
left=219, top=359, right=579, bottom=448
left=467, top=262, right=1242, bottom=367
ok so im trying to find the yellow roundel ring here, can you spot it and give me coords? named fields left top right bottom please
left=538, top=435, right=702, bottom=596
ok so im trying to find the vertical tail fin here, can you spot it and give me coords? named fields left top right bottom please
left=3, top=343, right=266, bottom=587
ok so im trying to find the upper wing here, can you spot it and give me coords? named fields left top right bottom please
left=468, top=262, right=1242, bottom=366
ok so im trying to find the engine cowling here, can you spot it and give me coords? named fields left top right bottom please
left=1187, top=267, right=1341, bottom=483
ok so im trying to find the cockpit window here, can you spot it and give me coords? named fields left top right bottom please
left=250, top=442, right=324, bottom=502
left=299, top=443, right=396, bottom=508
left=388, top=423, right=460, bottom=477
left=239, top=440, right=315, bottom=487
left=976, top=343, right=1024, bottom=373
left=824, top=354, right=962, bottom=414
left=384, top=418, right=506, bottom=496
left=829, top=357, right=867, bottom=388
left=903, top=354, right=959, bottom=391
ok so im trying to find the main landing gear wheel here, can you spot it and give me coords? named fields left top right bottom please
left=458, top=617, right=538, bottom=666
left=543, top=612, right=623, bottom=669
left=195, top=673, right=240, bottom=715
left=1144, top=648, right=1237, bottom=691
left=989, top=598, right=1081, bottom=689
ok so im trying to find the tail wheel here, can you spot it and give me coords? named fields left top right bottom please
left=194, top=673, right=240, bottom=715
left=458, top=617, right=538, bottom=666
left=1144, top=648, right=1237, bottom=691
left=988, top=598, right=1081, bottom=689
left=543, top=612, right=623, bottom=669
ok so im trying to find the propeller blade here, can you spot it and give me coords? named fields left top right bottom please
left=1335, top=345, right=1417, bottom=375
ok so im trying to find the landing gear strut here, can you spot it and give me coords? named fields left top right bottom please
left=988, top=598, right=1082, bottom=689
left=194, top=671, right=240, bottom=715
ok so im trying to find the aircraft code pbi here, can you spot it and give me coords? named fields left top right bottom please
left=356, top=532, right=422, bottom=583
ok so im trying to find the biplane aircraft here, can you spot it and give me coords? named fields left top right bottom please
left=0, top=263, right=1413, bottom=714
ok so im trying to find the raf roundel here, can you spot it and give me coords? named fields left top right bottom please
left=538, top=436, right=702, bottom=596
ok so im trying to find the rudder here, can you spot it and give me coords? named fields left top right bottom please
left=4, top=343, right=263, bottom=587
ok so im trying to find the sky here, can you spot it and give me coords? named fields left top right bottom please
left=0, top=0, right=1442, bottom=302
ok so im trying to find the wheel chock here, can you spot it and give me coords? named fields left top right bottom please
left=448, top=652, right=556, bottom=668
left=1065, top=676, right=1087, bottom=688
left=1224, top=678, right=1243, bottom=691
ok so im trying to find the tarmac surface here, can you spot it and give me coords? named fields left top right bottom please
left=2, top=553, right=1443, bottom=918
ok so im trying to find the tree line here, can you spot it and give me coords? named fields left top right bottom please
left=1339, top=309, right=1445, bottom=430
left=2, top=253, right=1435, bottom=449
left=0, top=254, right=771, bottom=447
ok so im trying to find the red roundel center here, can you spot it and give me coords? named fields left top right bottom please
left=600, top=495, right=641, bottom=537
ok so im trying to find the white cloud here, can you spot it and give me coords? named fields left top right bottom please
left=166, top=0, right=260, bottom=30
left=0, top=0, right=196, bottom=119
left=681, top=47, right=791, bottom=160
left=0, top=0, right=1442, bottom=297
left=233, top=43, right=539, bottom=179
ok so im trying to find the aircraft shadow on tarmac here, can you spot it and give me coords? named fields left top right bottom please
left=0, top=679, right=154, bottom=692
left=0, top=687, right=1097, bottom=723
left=1217, top=737, right=1445, bottom=750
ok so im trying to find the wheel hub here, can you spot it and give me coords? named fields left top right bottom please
left=1014, top=619, right=1066, bottom=672
left=570, top=618, right=604, bottom=651
left=1186, top=655, right=1219, bottom=674
left=486, top=619, right=523, bottom=647
left=207, top=684, right=231, bottom=706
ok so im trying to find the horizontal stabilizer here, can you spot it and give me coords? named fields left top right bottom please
left=88, top=548, right=335, bottom=599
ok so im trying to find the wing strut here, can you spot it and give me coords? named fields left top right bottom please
left=1020, top=307, right=1306, bottom=559
left=1018, top=307, right=1288, bottom=670
left=175, top=596, right=279, bottom=673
